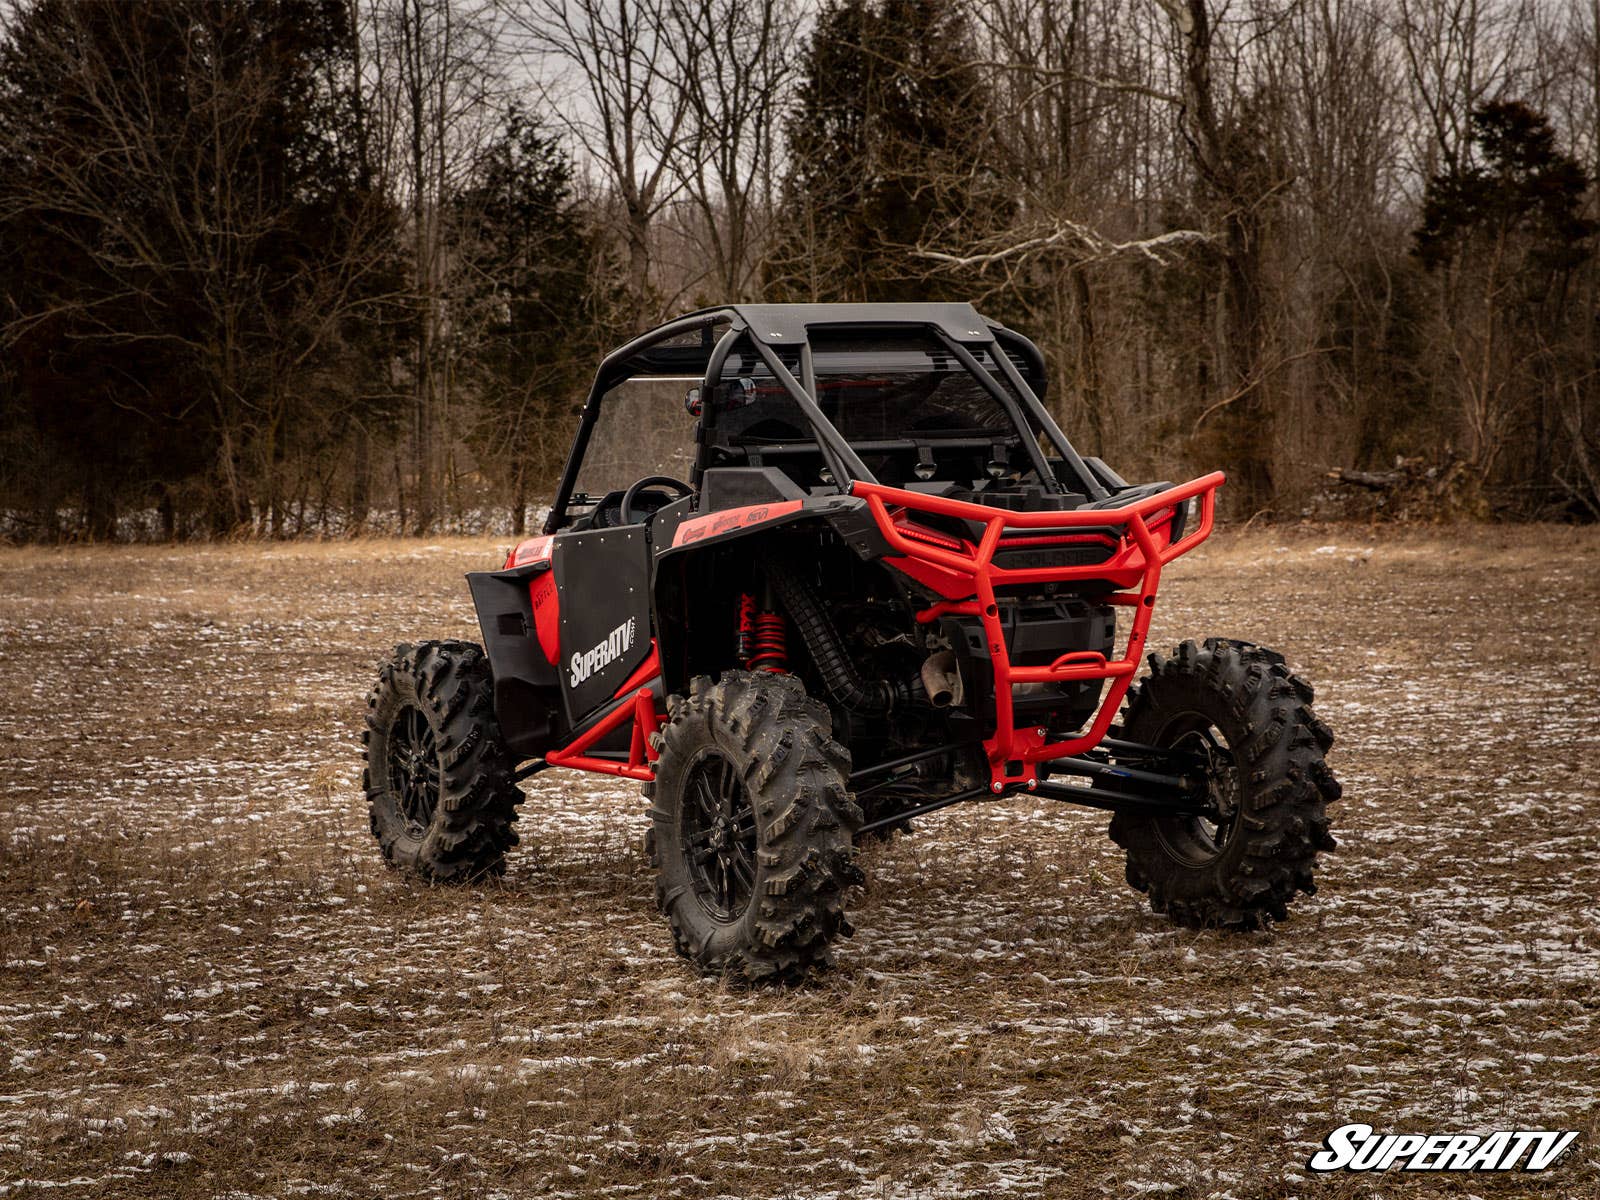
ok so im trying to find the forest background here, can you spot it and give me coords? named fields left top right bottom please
left=2, top=0, right=1596, bottom=539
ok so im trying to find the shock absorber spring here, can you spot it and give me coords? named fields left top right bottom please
left=749, top=611, right=788, bottom=673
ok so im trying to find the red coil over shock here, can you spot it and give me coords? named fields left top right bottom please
left=750, top=611, right=788, bottom=673
left=735, top=591, right=788, bottom=673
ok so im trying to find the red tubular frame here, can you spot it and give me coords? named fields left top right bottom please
left=544, top=688, right=661, bottom=781
left=529, top=474, right=1221, bottom=792
left=853, top=472, right=1225, bottom=790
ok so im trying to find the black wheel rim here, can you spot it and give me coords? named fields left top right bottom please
left=680, top=750, right=758, bottom=921
left=1154, top=715, right=1241, bottom=866
left=387, top=704, right=440, bottom=837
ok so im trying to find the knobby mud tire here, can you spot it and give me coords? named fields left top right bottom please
left=1109, top=638, right=1341, bottom=929
left=645, top=671, right=862, bottom=983
left=362, top=640, right=522, bottom=881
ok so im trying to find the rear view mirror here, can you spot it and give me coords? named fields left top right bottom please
left=727, top=377, right=756, bottom=408
left=684, top=386, right=702, bottom=417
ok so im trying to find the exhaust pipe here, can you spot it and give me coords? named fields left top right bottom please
left=920, top=650, right=963, bottom=708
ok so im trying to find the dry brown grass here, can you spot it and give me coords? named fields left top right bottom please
left=2, top=525, right=1597, bottom=1198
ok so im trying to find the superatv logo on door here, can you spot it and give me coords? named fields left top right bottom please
left=569, top=617, right=637, bottom=688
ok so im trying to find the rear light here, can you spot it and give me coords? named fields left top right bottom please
left=892, top=518, right=967, bottom=551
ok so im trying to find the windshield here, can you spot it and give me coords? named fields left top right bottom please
left=571, top=375, right=699, bottom=502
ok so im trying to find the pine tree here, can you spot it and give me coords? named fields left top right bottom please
left=0, top=0, right=397, bottom=537
left=768, top=0, right=1010, bottom=301
left=451, top=105, right=605, bottom=532
left=1415, top=101, right=1593, bottom=271
left=1413, top=100, right=1595, bottom=506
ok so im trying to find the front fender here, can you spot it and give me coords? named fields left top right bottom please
left=466, top=562, right=564, bottom=756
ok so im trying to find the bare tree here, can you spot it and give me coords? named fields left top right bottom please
left=359, top=0, right=508, bottom=531
left=655, top=0, right=799, bottom=303
left=1393, top=0, right=1534, bottom=183
left=503, top=0, right=695, bottom=322
left=928, top=0, right=1219, bottom=463
left=1148, top=0, right=1297, bottom=513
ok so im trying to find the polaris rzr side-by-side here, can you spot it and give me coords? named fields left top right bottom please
left=361, top=303, right=1340, bottom=982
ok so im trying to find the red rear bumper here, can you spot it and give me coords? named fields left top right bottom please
left=852, top=472, right=1225, bottom=790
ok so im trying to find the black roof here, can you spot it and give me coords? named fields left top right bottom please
left=596, top=302, right=1027, bottom=390
left=723, top=302, right=995, bottom=345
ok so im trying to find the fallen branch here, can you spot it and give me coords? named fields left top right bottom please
left=1323, top=453, right=1488, bottom=520
left=1324, top=467, right=1404, bottom=491
left=914, top=222, right=1214, bottom=270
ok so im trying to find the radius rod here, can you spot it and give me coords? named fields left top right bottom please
left=854, top=758, right=1219, bottom=835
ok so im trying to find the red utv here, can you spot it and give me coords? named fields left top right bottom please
left=361, top=304, right=1340, bottom=981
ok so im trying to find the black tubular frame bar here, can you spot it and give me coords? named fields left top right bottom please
left=930, top=331, right=1079, bottom=498
left=544, top=304, right=1112, bottom=532
left=849, top=741, right=980, bottom=785
left=854, top=773, right=1218, bottom=836
left=849, top=735, right=1218, bottom=834
left=855, top=786, right=991, bottom=837
left=744, top=335, right=876, bottom=488
left=1031, top=780, right=1219, bottom=818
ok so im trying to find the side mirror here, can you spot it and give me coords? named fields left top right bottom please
left=684, top=386, right=702, bottom=417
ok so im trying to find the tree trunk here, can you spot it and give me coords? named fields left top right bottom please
left=406, top=0, right=435, bottom=536
left=1162, top=0, right=1277, bottom=515
left=84, top=475, right=117, bottom=541
left=625, top=204, right=651, bottom=324
left=349, top=422, right=370, bottom=534
left=512, top=463, right=527, bottom=537
left=1217, top=211, right=1274, bottom=509
left=158, top=487, right=176, bottom=542
left=1071, top=265, right=1104, bottom=450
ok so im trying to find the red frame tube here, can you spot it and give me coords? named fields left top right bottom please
left=544, top=688, right=662, bottom=782
left=854, top=472, right=1224, bottom=790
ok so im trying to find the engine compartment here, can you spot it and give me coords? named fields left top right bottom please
left=655, top=518, right=1120, bottom=798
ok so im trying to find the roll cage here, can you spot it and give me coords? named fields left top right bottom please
left=545, top=303, right=1114, bottom=532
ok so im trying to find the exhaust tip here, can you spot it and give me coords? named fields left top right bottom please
left=920, top=650, right=963, bottom=709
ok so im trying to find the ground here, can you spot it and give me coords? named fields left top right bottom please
left=1, top=526, right=1596, bottom=1199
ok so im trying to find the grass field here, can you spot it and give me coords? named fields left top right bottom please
left=2, top=526, right=1597, bottom=1198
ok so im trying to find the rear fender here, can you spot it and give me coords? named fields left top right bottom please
left=466, top=562, right=565, bottom=756
left=652, top=501, right=877, bottom=697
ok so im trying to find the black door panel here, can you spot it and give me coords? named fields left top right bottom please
left=554, top=526, right=653, bottom=724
